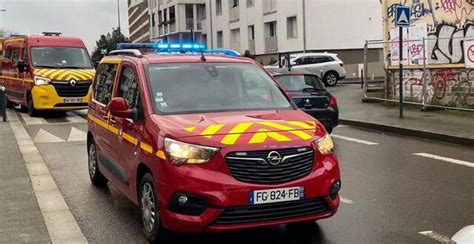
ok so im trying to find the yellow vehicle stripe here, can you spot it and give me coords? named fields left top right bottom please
left=75, top=70, right=94, bottom=79
left=57, top=71, right=71, bottom=80
left=249, top=129, right=291, bottom=144
left=140, top=142, right=153, bottom=154
left=201, top=124, right=225, bottom=138
left=185, top=127, right=196, bottom=132
left=258, top=121, right=312, bottom=140
left=221, top=122, right=253, bottom=145
left=71, top=70, right=88, bottom=80
left=108, top=125, right=119, bottom=135
left=122, top=132, right=138, bottom=145
left=286, top=121, right=317, bottom=131
left=35, top=69, right=47, bottom=76
left=83, top=70, right=96, bottom=76
left=88, top=114, right=108, bottom=130
left=49, top=70, right=65, bottom=80
left=156, top=150, right=167, bottom=160
left=42, top=69, right=57, bottom=77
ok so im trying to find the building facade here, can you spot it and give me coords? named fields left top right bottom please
left=143, top=0, right=384, bottom=78
left=128, top=0, right=151, bottom=43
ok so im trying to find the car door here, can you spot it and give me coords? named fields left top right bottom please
left=109, top=64, right=149, bottom=195
left=88, top=62, right=121, bottom=185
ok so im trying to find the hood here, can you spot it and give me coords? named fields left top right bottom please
left=34, top=68, right=95, bottom=81
left=151, top=110, right=322, bottom=146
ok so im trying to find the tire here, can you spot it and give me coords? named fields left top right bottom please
left=87, top=140, right=108, bottom=186
left=139, top=173, right=164, bottom=243
left=324, top=72, right=339, bottom=87
left=27, top=95, right=39, bottom=117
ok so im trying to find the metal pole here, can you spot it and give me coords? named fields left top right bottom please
left=302, top=0, right=306, bottom=53
left=117, top=0, right=121, bottom=30
left=363, top=40, right=368, bottom=95
left=399, top=27, right=404, bottom=118
left=0, top=86, right=7, bottom=122
left=421, top=37, right=427, bottom=111
left=209, top=0, right=214, bottom=48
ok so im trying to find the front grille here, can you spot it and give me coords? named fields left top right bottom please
left=212, top=197, right=330, bottom=225
left=225, top=148, right=314, bottom=184
left=51, top=80, right=92, bottom=97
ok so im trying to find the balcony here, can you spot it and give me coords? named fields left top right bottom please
left=264, top=36, right=278, bottom=53
left=248, top=39, right=255, bottom=54
left=229, top=7, right=239, bottom=22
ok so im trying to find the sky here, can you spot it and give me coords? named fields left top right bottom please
left=0, top=0, right=130, bottom=53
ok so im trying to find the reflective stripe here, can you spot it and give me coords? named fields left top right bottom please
left=221, top=122, right=253, bottom=145
left=49, top=70, right=66, bottom=80
left=286, top=121, right=317, bottom=130
left=156, top=150, right=167, bottom=160
left=42, top=69, right=57, bottom=77
left=185, top=127, right=196, bottom=132
left=249, top=129, right=291, bottom=144
left=108, top=125, right=119, bottom=135
left=201, top=124, right=225, bottom=138
left=140, top=142, right=153, bottom=154
left=122, top=132, right=138, bottom=145
left=258, top=121, right=312, bottom=140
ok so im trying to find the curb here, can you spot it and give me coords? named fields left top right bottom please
left=7, top=110, right=88, bottom=244
left=339, top=118, right=474, bottom=147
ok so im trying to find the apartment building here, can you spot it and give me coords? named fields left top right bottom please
left=143, top=0, right=384, bottom=78
left=128, top=0, right=151, bottom=42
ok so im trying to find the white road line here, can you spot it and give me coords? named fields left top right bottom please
left=66, top=112, right=87, bottom=123
left=340, top=196, right=354, bottom=204
left=413, top=153, right=474, bottom=168
left=21, top=114, right=48, bottom=125
left=419, top=231, right=455, bottom=243
left=7, top=110, right=87, bottom=243
left=331, top=134, right=379, bottom=145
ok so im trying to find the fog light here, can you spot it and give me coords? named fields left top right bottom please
left=168, top=193, right=208, bottom=216
left=330, top=180, right=341, bottom=199
left=178, top=195, right=188, bottom=205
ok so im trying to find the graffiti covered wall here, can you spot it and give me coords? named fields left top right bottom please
left=383, top=0, right=474, bottom=108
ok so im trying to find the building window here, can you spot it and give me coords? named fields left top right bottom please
left=217, top=31, right=223, bottom=48
left=169, top=6, right=176, bottom=22
left=265, top=21, right=277, bottom=37
left=263, top=0, right=276, bottom=13
left=186, top=4, right=194, bottom=30
left=152, top=13, right=156, bottom=26
left=246, top=0, right=254, bottom=7
left=158, top=10, right=162, bottom=24
left=287, top=16, right=297, bottom=38
left=202, top=34, right=207, bottom=47
left=197, top=4, right=206, bottom=20
left=163, top=9, right=167, bottom=22
left=248, top=25, right=255, bottom=40
left=230, top=0, right=239, bottom=8
left=216, top=0, right=222, bottom=15
left=230, top=28, right=240, bottom=49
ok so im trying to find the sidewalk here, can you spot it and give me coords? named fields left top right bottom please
left=330, top=84, right=474, bottom=147
left=0, top=121, right=50, bottom=243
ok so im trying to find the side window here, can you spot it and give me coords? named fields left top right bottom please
left=3, top=47, right=12, bottom=59
left=11, top=48, right=21, bottom=66
left=22, top=48, right=28, bottom=63
left=118, top=67, right=140, bottom=109
left=94, top=63, right=117, bottom=104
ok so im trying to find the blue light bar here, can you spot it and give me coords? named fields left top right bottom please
left=115, top=43, right=240, bottom=57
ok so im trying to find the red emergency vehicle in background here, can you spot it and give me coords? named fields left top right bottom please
left=0, top=32, right=94, bottom=116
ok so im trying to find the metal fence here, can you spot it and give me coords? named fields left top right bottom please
left=363, top=36, right=474, bottom=112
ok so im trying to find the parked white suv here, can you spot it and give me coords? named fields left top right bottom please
left=266, top=53, right=346, bottom=87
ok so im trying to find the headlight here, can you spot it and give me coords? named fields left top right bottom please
left=34, top=76, right=51, bottom=86
left=164, top=138, right=219, bottom=166
left=316, top=134, right=334, bottom=155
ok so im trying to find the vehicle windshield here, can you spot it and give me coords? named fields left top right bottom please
left=31, top=47, right=92, bottom=69
left=274, top=75, right=326, bottom=92
left=147, top=63, right=292, bottom=114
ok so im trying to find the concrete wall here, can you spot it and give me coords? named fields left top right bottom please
left=382, top=0, right=473, bottom=108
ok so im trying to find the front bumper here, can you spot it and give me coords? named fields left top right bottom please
left=156, top=153, right=340, bottom=233
left=31, top=85, right=90, bottom=111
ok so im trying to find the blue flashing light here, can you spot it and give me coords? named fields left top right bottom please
left=115, top=42, right=240, bottom=58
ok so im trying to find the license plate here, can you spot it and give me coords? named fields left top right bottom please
left=249, top=186, right=304, bottom=205
left=64, top=97, right=82, bottom=103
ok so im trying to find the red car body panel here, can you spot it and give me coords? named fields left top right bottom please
left=88, top=54, right=341, bottom=234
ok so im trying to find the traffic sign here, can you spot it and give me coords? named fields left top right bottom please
left=395, top=6, right=411, bottom=27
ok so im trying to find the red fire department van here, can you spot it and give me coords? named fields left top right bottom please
left=0, top=33, right=94, bottom=116
left=87, top=43, right=341, bottom=242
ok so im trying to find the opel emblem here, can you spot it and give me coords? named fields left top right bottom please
left=267, top=151, right=282, bottom=166
left=69, top=79, right=77, bottom=87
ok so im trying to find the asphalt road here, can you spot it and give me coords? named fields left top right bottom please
left=16, top=109, right=474, bottom=243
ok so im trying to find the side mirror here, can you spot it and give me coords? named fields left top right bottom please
left=17, top=60, right=28, bottom=73
left=108, top=97, right=133, bottom=118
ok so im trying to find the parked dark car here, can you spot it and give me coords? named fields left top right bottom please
left=272, top=70, right=338, bottom=133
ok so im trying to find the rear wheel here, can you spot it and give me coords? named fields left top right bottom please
left=324, top=72, right=339, bottom=87
left=139, top=173, right=164, bottom=243
left=87, top=140, right=108, bottom=186
left=27, top=95, right=39, bottom=117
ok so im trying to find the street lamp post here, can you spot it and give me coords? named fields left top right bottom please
left=117, top=0, right=121, bottom=31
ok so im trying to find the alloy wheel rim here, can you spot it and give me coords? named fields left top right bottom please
left=88, top=144, right=97, bottom=178
left=327, top=74, right=337, bottom=85
left=141, top=182, right=156, bottom=232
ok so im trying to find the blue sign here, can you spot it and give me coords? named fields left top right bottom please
left=395, top=6, right=411, bottom=27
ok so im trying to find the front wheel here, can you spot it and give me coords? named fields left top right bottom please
left=324, top=72, right=339, bottom=87
left=27, top=95, right=39, bottom=117
left=139, top=173, right=165, bottom=243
